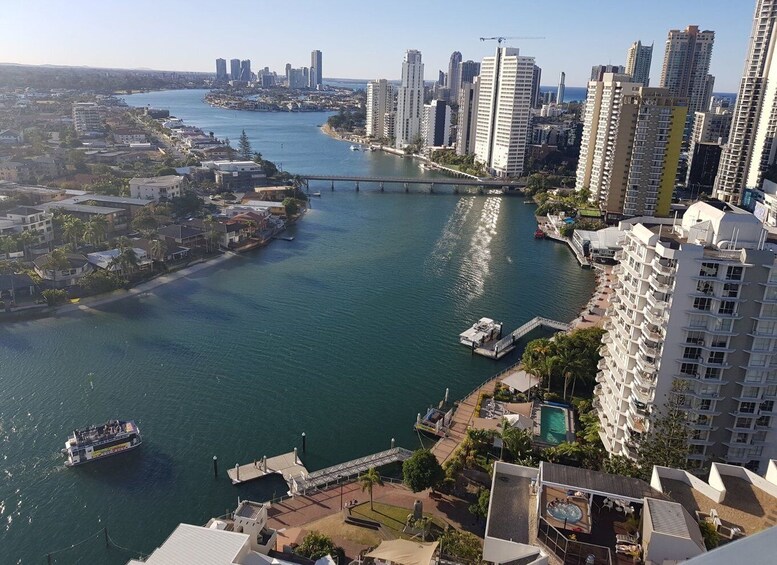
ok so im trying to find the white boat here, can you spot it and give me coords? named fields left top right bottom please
left=62, top=420, right=142, bottom=467
left=350, top=145, right=359, bottom=151
left=459, top=317, right=503, bottom=348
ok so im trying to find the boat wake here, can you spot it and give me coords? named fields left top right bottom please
left=425, top=197, right=475, bottom=277
left=458, top=196, right=501, bottom=301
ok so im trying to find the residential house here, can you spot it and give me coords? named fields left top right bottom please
left=0, top=273, right=37, bottom=302
left=129, top=175, right=184, bottom=201
left=33, top=253, right=93, bottom=288
left=0, top=129, right=22, bottom=145
left=202, top=160, right=267, bottom=191
left=112, top=129, right=147, bottom=145
left=87, top=248, right=152, bottom=276
left=157, top=224, right=205, bottom=251
left=0, top=161, right=31, bottom=183
left=40, top=202, right=128, bottom=236
left=133, top=238, right=190, bottom=264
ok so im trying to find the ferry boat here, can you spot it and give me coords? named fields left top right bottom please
left=459, top=317, right=503, bottom=348
left=62, top=420, right=142, bottom=467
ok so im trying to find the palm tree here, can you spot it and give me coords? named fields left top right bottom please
left=43, top=248, right=71, bottom=272
left=358, top=467, right=383, bottom=511
left=149, top=238, right=166, bottom=263
left=555, top=348, right=584, bottom=400
left=0, top=235, right=18, bottom=257
left=500, top=420, right=533, bottom=461
left=18, top=230, right=39, bottom=260
left=62, top=217, right=85, bottom=250
left=88, top=216, right=109, bottom=244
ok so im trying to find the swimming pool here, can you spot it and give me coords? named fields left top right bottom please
left=540, top=405, right=568, bottom=445
left=547, top=501, right=583, bottom=523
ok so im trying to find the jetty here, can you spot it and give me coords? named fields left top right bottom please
left=473, top=316, right=570, bottom=359
left=228, top=449, right=307, bottom=485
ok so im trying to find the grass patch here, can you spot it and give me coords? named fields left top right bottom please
left=303, top=514, right=382, bottom=547
left=351, top=502, right=447, bottom=539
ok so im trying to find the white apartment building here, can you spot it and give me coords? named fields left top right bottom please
left=395, top=50, right=424, bottom=149
left=474, top=47, right=535, bottom=177
left=129, top=175, right=184, bottom=201
left=420, top=100, right=451, bottom=148
left=716, top=0, right=777, bottom=204
left=596, top=201, right=777, bottom=474
left=72, top=102, right=101, bottom=135
left=626, top=40, right=653, bottom=86
left=456, top=79, right=479, bottom=156
left=0, top=206, right=54, bottom=244
left=366, top=79, right=394, bottom=139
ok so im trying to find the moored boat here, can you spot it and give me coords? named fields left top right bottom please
left=534, top=227, right=546, bottom=239
left=459, top=317, right=503, bottom=348
left=62, top=419, right=142, bottom=467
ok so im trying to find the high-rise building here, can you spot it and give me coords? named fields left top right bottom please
left=310, top=50, right=323, bottom=89
left=625, top=40, right=653, bottom=86
left=659, top=25, right=715, bottom=134
left=591, top=64, right=625, bottom=81
left=421, top=99, right=451, bottom=147
left=556, top=72, right=565, bottom=105
left=230, top=59, right=241, bottom=81
left=215, top=58, right=228, bottom=81
left=456, top=78, right=480, bottom=156
left=395, top=50, right=424, bottom=149
left=446, top=51, right=463, bottom=102
left=686, top=109, right=733, bottom=192
left=459, top=60, right=480, bottom=85
left=72, top=102, right=101, bottom=135
left=576, top=74, right=686, bottom=217
left=531, top=65, right=542, bottom=108
left=473, top=47, right=534, bottom=177
left=239, top=60, right=251, bottom=82
left=715, top=0, right=777, bottom=204
left=366, top=79, right=394, bottom=139
left=596, top=200, right=777, bottom=474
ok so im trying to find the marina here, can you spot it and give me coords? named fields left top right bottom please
left=459, top=317, right=503, bottom=348
left=473, top=316, right=570, bottom=359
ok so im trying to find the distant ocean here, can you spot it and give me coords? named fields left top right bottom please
left=324, top=79, right=737, bottom=105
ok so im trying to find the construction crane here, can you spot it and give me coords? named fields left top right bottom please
left=479, top=36, right=545, bottom=45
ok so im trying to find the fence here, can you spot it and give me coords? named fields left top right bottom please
left=536, top=517, right=612, bottom=565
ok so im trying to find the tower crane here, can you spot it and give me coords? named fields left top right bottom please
left=479, top=36, right=545, bottom=45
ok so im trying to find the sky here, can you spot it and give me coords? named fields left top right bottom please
left=0, top=0, right=757, bottom=91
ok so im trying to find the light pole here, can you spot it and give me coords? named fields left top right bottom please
left=338, top=474, right=343, bottom=510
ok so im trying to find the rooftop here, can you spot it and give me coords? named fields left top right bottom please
left=138, top=523, right=248, bottom=564
left=130, top=175, right=183, bottom=187
left=645, top=497, right=705, bottom=549
left=540, top=462, right=667, bottom=503
left=4, top=205, right=44, bottom=216
left=488, top=471, right=532, bottom=543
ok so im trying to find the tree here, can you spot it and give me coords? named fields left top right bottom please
left=602, top=455, right=642, bottom=478
left=42, top=289, right=68, bottom=306
left=500, top=422, right=533, bottom=461
left=238, top=129, right=252, bottom=160
left=468, top=488, right=490, bottom=521
left=636, top=381, right=692, bottom=479
left=282, top=197, right=300, bottom=217
left=43, top=248, right=71, bottom=272
left=402, top=449, right=444, bottom=492
left=62, top=217, right=85, bottom=249
left=132, top=214, right=159, bottom=237
left=358, top=467, right=383, bottom=510
left=18, top=230, right=39, bottom=259
left=438, top=528, right=483, bottom=563
left=224, top=137, right=235, bottom=160
left=149, top=239, right=167, bottom=263
left=295, top=531, right=343, bottom=561
left=0, top=235, right=19, bottom=256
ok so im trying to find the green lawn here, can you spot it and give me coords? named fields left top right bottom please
left=350, top=502, right=447, bottom=539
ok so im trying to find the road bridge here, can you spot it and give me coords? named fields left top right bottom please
left=298, top=174, right=526, bottom=193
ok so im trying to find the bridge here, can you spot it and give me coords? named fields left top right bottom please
left=474, top=316, right=571, bottom=360
left=298, top=174, right=526, bottom=193
left=289, top=447, right=413, bottom=495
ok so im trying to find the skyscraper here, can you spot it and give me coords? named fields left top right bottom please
left=456, top=78, right=479, bottom=156
left=395, top=50, right=424, bottom=149
left=474, top=47, right=535, bottom=177
left=239, top=60, right=251, bottom=82
left=310, top=50, right=323, bottom=89
left=531, top=65, right=542, bottom=108
left=446, top=51, right=463, bottom=103
left=625, top=40, right=653, bottom=86
left=556, top=72, right=565, bottom=105
left=421, top=100, right=452, bottom=147
left=366, top=79, right=394, bottom=139
left=659, top=25, right=715, bottom=132
left=215, top=58, right=227, bottom=81
left=459, top=60, right=480, bottom=85
left=230, top=59, right=241, bottom=81
left=576, top=74, right=686, bottom=217
left=596, top=200, right=777, bottom=474
left=715, top=0, right=777, bottom=204
left=591, top=64, right=625, bottom=81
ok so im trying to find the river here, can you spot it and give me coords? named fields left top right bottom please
left=0, top=89, right=595, bottom=563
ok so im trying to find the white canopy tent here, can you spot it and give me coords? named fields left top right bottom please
left=365, top=539, right=439, bottom=565
left=501, top=369, right=540, bottom=393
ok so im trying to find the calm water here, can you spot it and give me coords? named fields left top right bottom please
left=0, top=89, right=595, bottom=563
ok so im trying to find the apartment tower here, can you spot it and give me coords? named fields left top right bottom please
left=596, top=201, right=777, bottom=473
left=447, top=51, right=463, bottom=103
left=626, top=40, right=653, bottom=86
left=310, top=50, right=323, bottom=89
left=215, top=58, right=228, bottom=81
left=366, top=79, right=394, bottom=139
left=557, top=72, right=566, bottom=105
left=230, top=59, right=241, bottom=81
left=456, top=78, right=480, bottom=156
left=659, top=25, right=715, bottom=133
left=576, top=74, right=686, bottom=217
left=473, top=47, right=535, bottom=177
left=395, top=50, right=424, bottom=149
left=715, top=0, right=777, bottom=204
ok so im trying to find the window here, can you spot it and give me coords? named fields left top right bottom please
left=719, top=301, right=736, bottom=315
left=680, top=363, right=698, bottom=376
left=708, top=352, right=725, bottom=365
left=704, top=367, right=721, bottom=380
left=723, top=283, right=740, bottom=298
left=726, top=265, right=744, bottom=281
left=700, top=262, right=719, bottom=277
left=684, top=347, right=702, bottom=360
left=761, top=400, right=775, bottom=412
left=686, top=331, right=705, bottom=345
left=739, top=402, right=757, bottom=414
left=756, top=415, right=771, bottom=427
left=734, top=432, right=749, bottom=443
left=697, top=281, right=714, bottom=295
left=735, top=417, right=753, bottom=428
left=693, top=297, right=711, bottom=311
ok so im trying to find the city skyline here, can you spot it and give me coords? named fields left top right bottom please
left=0, top=0, right=755, bottom=91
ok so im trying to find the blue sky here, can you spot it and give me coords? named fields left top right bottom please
left=1, top=0, right=755, bottom=90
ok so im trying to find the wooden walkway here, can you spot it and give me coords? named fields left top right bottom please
left=429, top=366, right=519, bottom=465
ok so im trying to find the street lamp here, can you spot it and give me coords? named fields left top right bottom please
left=338, top=474, right=343, bottom=510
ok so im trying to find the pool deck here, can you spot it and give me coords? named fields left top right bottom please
left=536, top=403, right=576, bottom=447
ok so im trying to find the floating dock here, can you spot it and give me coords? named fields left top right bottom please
left=473, top=316, right=570, bottom=359
left=227, top=450, right=308, bottom=485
